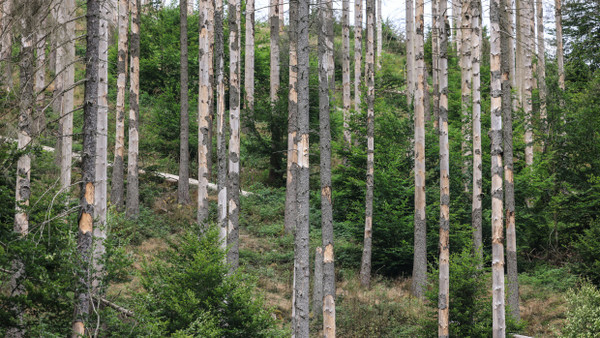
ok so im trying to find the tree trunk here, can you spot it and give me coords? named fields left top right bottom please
left=73, top=0, right=100, bottom=334
left=354, top=0, right=362, bottom=115
left=437, top=0, right=449, bottom=335
left=471, top=0, right=483, bottom=263
left=522, top=0, right=534, bottom=167
left=279, top=0, right=284, bottom=32
left=285, top=0, right=298, bottom=234
left=405, top=0, right=414, bottom=104
left=294, top=0, right=310, bottom=334
left=179, top=0, right=191, bottom=205
left=227, top=0, right=241, bottom=271
left=268, top=0, right=282, bottom=185
left=342, top=0, right=351, bottom=148
left=312, top=246, right=323, bottom=320
left=360, top=0, right=375, bottom=289
left=411, top=0, right=427, bottom=299
left=376, top=0, right=382, bottom=70
left=244, top=0, right=255, bottom=116
left=198, top=0, right=213, bottom=226
left=509, top=0, right=516, bottom=109
left=111, top=0, right=129, bottom=208
left=432, top=0, right=439, bottom=130
left=1, top=0, right=13, bottom=92
left=490, top=0, right=506, bottom=334
left=215, top=0, right=228, bottom=254
left=555, top=0, right=564, bottom=91
left=453, top=0, right=461, bottom=53
left=33, top=22, right=46, bottom=136
left=460, top=0, right=472, bottom=195
left=207, top=6, right=214, bottom=182
left=126, top=0, right=141, bottom=218
left=536, top=0, right=547, bottom=138
left=318, top=1, right=336, bottom=334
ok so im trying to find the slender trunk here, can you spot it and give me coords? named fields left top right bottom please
left=244, top=0, right=255, bottom=115
left=360, top=0, right=375, bottom=289
left=111, top=0, right=129, bottom=208
left=198, top=0, right=213, bottom=225
left=342, top=0, right=351, bottom=148
left=270, top=0, right=280, bottom=103
left=411, top=0, right=427, bottom=299
left=179, top=0, right=191, bottom=205
left=73, top=0, right=100, bottom=334
left=227, top=0, right=241, bottom=271
left=126, top=0, right=141, bottom=218
left=376, top=0, right=382, bottom=70
left=279, top=0, right=284, bottom=32
left=515, top=0, right=523, bottom=105
left=215, top=0, right=227, bottom=253
left=1, top=0, right=13, bottom=91
left=555, top=0, right=564, bottom=91
left=472, top=0, right=483, bottom=262
left=460, top=0, right=472, bottom=195
left=405, top=0, right=414, bottom=104
left=34, top=24, right=46, bottom=136
left=326, top=0, right=334, bottom=94
left=437, top=0, right=449, bottom=335
left=294, top=0, right=310, bottom=334
left=207, top=12, right=214, bottom=182
left=354, top=0, right=362, bottom=115
left=432, top=0, right=439, bottom=130
left=536, top=0, right=547, bottom=138
left=453, top=0, right=461, bottom=52
left=285, top=0, right=298, bottom=234
left=522, top=0, right=534, bottom=166
left=268, top=0, right=282, bottom=185
left=490, top=0, right=506, bottom=334
left=312, top=246, right=323, bottom=319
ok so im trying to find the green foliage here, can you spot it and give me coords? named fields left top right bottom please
left=519, top=264, right=578, bottom=294
left=573, top=219, right=600, bottom=285
left=564, top=281, right=600, bottom=337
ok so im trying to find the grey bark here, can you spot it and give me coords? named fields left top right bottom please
left=179, top=0, right=191, bottom=205
left=312, top=246, right=323, bottom=319
left=460, top=0, right=472, bottom=195
left=522, top=0, right=534, bottom=166
left=244, top=0, right=254, bottom=114
left=1, top=0, right=13, bottom=91
left=342, top=0, right=351, bottom=148
left=432, top=0, right=439, bottom=130
left=471, top=0, right=483, bottom=263
left=126, top=0, right=141, bottom=218
left=269, top=0, right=280, bottom=103
left=354, top=0, right=362, bottom=115
left=215, top=0, right=228, bottom=252
left=33, top=20, right=46, bottom=136
left=285, top=0, right=298, bottom=234
left=405, top=0, right=414, bottom=104
left=411, top=0, right=427, bottom=299
left=536, top=0, right=547, bottom=137
left=360, top=0, right=375, bottom=289
left=555, top=0, right=564, bottom=91
left=294, top=0, right=310, bottom=335
left=376, top=0, right=382, bottom=70
left=111, top=0, right=129, bottom=208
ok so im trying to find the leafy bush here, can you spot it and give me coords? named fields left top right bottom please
left=564, top=281, right=600, bottom=337
left=573, top=219, right=600, bottom=285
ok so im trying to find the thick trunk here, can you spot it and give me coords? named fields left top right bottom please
left=490, top=0, right=506, bottom=335
left=198, top=0, right=213, bottom=225
left=342, top=0, right=351, bottom=148
left=312, top=246, right=323, bottom=319
left=1, top=0, right=13, bottom=91
left=73, top=0, right=100, bottom=333
left=471, top=0, right=483, bottom=262
left=522, top=0, right=534, bottom=166
left=411, top=0, right=427, bottom=299
left=111, top=0, right=129, bottom=208
left=437, top=0, right=449, bottom=335
left=126, top=0, right=141, bottom=218
left=555, top=0, right=564, bottom=91
left=376, top=0, right=382, bottom=70
left=360, top=0, right=375, bottom=289
left=179, top=0, right=191, bottom=205
left=227, top=0, right=241, bottom=271
left=354, top=0, right=362, bottom=114
left=294, top=0, right=310, bottom=334
left=460, top=0, right=472, bottom=195
left=215, top=0, right=227, bottom=253
left=432, top=0, right=439, bottom=130
left=244, top=0, right=255, bottom=115
left=405, top=0, right=414, bottom=104
left=318, top=1, right=335, bottom=334
left=285, top=0, right=298, bottom=234
left=536, top=0, right=547, bottom=137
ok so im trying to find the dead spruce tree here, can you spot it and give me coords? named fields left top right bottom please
left=126, top=0, right=141, bottom=217
left=179, top=0, right=191, bottom=205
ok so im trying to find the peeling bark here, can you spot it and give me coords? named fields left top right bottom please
left=285, top=0, right=298, bottom=234
left=215, top=0, right=228, bottom=254
left=126, top=0, right=141, bottom=218
left=471, top=0, right=483, bottom=263
left=460, top=0, right=472, bottom=195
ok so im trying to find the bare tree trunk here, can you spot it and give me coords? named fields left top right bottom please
left=244, top=0, right=255, bottom=116
left=460, top=0, right=472, bottom=195
left=411, top=0, right=427, bottom=299
left=270, top=0, right=280, bottom=103
left=73, top=0, right=100, bottom=334
left=207, top=11, right=214, bottom=182
left=405, top=0, right=414, bottom=104
left=312, top=246, right=323, bottom=320
left=341, top=0, right=351, bottom=149
left=437, top=0, right=449, bottom=335
left=376, top=0, right=382, bottom=70
left=536, top=0, right=547, bottom=137
left=215, top=0, right=227, bottom=253
left=453, top=0, right=461, bottom=52
left=509, top=0, right=516, bottom=108
left=227, top=0, right=241, bottom=271
left=522, top=0, right=534, bottom=167
left=126, top=0, right=141, bottom=218
left=432, top=0, right=440, bottom=130
left=279, top=0, right=284, bottom=32
left=111, top=0, right=129, bottom=208
left=198, top=0, right=213, bottom=226
left=179, top=0, right=191, bottom=205
left=33, top=21, right=46, bottom=136
left=471, top=0, right=483, bottom=262
left=555, top=0, right=564, bottom=91
left=294, top=0, right=310, bottom=334
left=1, top=0, right=13, bottom=91
left=515, top=0, right=523, bottom=106
left=360, top=0, right=375, bottom=289
left=285, top=0, right=298, bottom=234
left=490, top=0, right=506, bottom=334
left=354, top=0, right=362, bottom=115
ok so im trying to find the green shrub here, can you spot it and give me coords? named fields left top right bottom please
left=564, top=281, right=600, bottom=337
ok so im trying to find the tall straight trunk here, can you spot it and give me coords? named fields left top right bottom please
left=179, top=0, right=191, bottom=205
left=432, top=0, right=439, bottom=130
left=285, top=0, right=298, bottom=234
left=206, top=3, right=214, bottom=181
left=471, top=0, right=483, bottom=261
left=405, top=0, right=414, bottom=104
left=326, top=0, right=334, bottom=93
left=453, top=0, right=461, bottom=52
left=126, top=0, right=141, bottom=218
left=501, top=0, right=519, bottom=323
left=555, top=0, right=564, bottom=91
left=522, top=0, right=534, bottom=166
left=515, top=0, right=523, bottom=105
left=437, top=0, right=449, bottom=334
left=536, top=0, right=547, bottom=136
left=279, top=0, right=284, bottom=31
left=411, top=0, right=427, bottom=299
left=111, top=0, right=129, bottom=208
left=198, top=0, right=213, bottom=225
left=460, top=0, right=472, bottom=195
left=227, top=0, right=241, bottom=271
left=312, top=246, right=323, bottom=319
left=354, top=0, right=362, bottom=114
left=360, top=0, right=375, bottom=289
left=73, top=0, right=100, bottom=334
left=188, top=0, right=194, bottom=14
left=244, top=0, right=255, bottom=115
left=509, top=0, right=516, bottom=101
left=1, top=0, right=12, bottom=91
left=215, top=0, right=227, bottom=252
left=376, top=0, right=382, bottom=70
left=490, top=0, right=506, bottom=334
left=34, top=24, right=46, bottom=136
left=294, top=0, right=310, bottom=334
left=318, top=1, right=335, bottom=334
left=270, top=0, right=280, bottom=103
left=342, top=0, right=351, bottom=147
